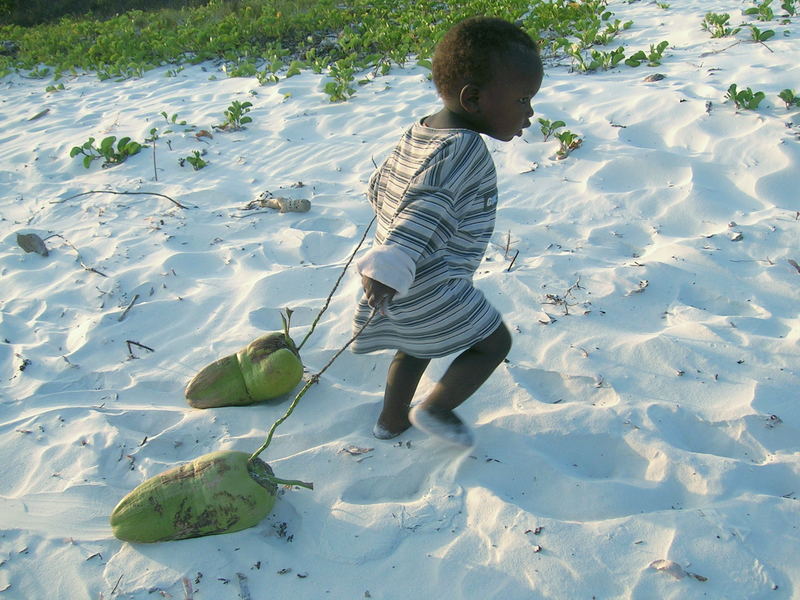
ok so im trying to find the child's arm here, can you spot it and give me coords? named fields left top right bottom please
left=361, top=275, right=396, bottom=309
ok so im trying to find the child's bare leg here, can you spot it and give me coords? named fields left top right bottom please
left=374, top=350, right=430, bottom=439
left=411, top=323, right=511, bottom=445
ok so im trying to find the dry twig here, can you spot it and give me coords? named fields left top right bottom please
left=52, top=190, right=188, bottom=210
left=118, top=294, right=140, bottom=322
left=43, top=233, right=108, bottom=277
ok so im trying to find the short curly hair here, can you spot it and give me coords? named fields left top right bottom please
left=432, top=17, right=541, bottom=101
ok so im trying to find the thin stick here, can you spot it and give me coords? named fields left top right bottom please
left=297, top=216, right=375, bottom=351
left=126, top=340, right=155, bottom=357
left=507, top=249, right=520, bottom=271
left=118, top=294, right=140, bottom=322
left=230, top=210, right=273, bottom=218
left=152, top=138, right=158, bottom=182
left=250, top=307, right=379, bottom=463
left=44, top=233, right=108, bottom=277
left=700, top=40, right=741, bottom=57
left=110, top=574, right=123, bottom=595
left=51, top=190, right=188, bottom=210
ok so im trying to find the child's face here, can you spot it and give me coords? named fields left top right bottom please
left=474, top=50, right=542, bottom=142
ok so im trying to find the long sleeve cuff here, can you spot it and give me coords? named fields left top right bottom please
left=356, top=243, right=416, bottom=297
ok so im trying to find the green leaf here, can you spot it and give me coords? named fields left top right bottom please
left=240, top=116, right=252, bottom=124
left=83, top=155, right=93, bottom=168
left=100, top=136, right=116, bottom=152
left=70, top=147, right=82, bottom=158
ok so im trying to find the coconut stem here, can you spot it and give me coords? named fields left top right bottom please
left=266, top=475, right=314, bottom=490
left=249, top=306, right=380, bottom=463
left=298, top=216, right=375, bottom=351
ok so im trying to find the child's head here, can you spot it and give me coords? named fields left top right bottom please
left=432, top=17, right=543, bottom=141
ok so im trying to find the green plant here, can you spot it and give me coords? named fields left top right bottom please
left=592, top=46, right=626, bottom=69
left=782, top=0, right=797, bottom=16
left=181, top=150, right=208, bottom=170
left=778, top=88, right=800, bottom=108
left=657, top=2, right=670, bottom=9
left=555, top=130, right=583, bottom=159
left=745, top=0, right=775, bottom=21
left=159, top=111, right=193, bottom=134
left=216, top=100, right=253, bottom=130
left=701, top=12, right=741, bottom=37
left=145, top=127, right=159, bottom=181
left=70, top=135, right=144, bottom=169
left=625, top=40, right=669, bottom=67
left=749, top=25, right=776, bottom=41
left=45, top=82, right=64, bottom=92
left=726, top=84, right=766, bottom=110
left=567, top=45, right=625, bottom=72
left=538, top=117, right=566, bottom=141
left=324, top=57, right=356, bottom=102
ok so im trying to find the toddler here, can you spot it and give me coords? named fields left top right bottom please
left=351, top=16, right=544, bottom=447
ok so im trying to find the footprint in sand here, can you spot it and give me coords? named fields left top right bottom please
left=340, top=462, right=430, bottom=504
left=646, top=404, right=767, bottom=463
left=531, top=431, right=650, bottom=480
left=508, top=365, right=619, bottom=407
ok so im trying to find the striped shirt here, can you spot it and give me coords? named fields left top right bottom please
left=351, top=121, right=502, bottom=359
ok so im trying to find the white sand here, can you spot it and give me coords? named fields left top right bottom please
left=1, top=1, right=799, bottom=598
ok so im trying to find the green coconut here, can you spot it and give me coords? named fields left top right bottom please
left=185, top=314, right=303, bottom=408
left=110, top=450, right=278, bottom=543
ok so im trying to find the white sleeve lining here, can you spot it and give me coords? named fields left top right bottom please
left=356, top=243, right=416, bottom=297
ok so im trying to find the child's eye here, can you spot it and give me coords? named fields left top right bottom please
left=519, top=97, right=531, bottom=104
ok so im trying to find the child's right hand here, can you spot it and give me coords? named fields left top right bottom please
left=361, top=276, right=397, bottom=310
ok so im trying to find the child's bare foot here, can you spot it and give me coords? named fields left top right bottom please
left=373, top=412, right=411, bottom=440
left=409, top=404, right=474, bottom=448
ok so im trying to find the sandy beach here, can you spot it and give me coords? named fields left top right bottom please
left=1, top=0, right=799, bottom=598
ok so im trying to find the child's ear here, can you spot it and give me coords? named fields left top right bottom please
left=458, top=83, right=481, bottom=114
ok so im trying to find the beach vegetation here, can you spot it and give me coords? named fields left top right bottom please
left=745, top=0, right=776, bottom=22
left=215, top=100, right=253, bottom=130
left=538, top=117, right=566, bottom=142
left=701, top=13, right=741, bottom=38
left=726, top=84, right=766, bottom=110
left=782, top=0, right=797, bottom=16
left=181, top=149, right=208, bottom=170
left=324, top=56, right=357, bottom=102
left=567, top=44, right=628, bottom=72
left=555, top=130, right=583, bottom=159
left=748, top=25, right=776, bottom=42
left=0, top=0, right=652, bottom=99
left=778, top=88, right=800, bottom=108
left=624, top=41, right=669, bottom=67
left=70, top=135, right=145, bottom=168
left=160, top=111, right=194, bottom=132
